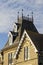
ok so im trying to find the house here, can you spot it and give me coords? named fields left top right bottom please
left=0, top=51, right=2, bottom=65
left=0, top=11, right=43, bottom=65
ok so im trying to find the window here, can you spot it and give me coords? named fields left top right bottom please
left=0, top=57, right=1, bottom=61
left=13, top=24, right=17, bottom=32
left=24, top=46, right=29, bottom=60
left=9, top=34, right=13, bottom=45
left=8, top=53, right=12, bottom=65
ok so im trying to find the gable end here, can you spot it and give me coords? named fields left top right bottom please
left=14, top=30, right=38, bottom=59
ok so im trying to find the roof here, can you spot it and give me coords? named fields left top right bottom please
left=2, top=42, right=18, bottom=51
left=20, top=16, right=38, bottom=38
left=27, top=31, right=43, bottom=51
left=2, top=35, right=19, bottom=51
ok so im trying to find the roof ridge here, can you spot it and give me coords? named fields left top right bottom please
left=26, top=30, right=39, bottom=35
left=26, top=30, right=43, bottom=36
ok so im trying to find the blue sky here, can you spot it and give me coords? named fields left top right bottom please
left=0, top=0, right=43, bottom=49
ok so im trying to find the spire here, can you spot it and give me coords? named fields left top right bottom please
left=32, top=12, right=33, bottom=22
left=17, top=11, right=19, bottom=23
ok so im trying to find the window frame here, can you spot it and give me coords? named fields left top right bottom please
left=24, top=46, right=29, bottom=60
left=8, top=53, right=12, bottom=65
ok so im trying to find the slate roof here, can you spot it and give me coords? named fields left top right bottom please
left=20, top=16, right=38, bottom=38
left=2, top=42, right=18, bottom=51
left=27, top=31, right=43, bottom=51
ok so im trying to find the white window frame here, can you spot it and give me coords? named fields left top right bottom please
left=8, top=32, right=13, bottom=45
left=24, top=46, right=30, bottom=60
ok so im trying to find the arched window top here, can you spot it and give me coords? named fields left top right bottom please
left=13, top=23, right=17, bottom=32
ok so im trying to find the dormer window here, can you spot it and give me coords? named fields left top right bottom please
left=9, top=35, right=11, bottom=44
left=13, top=23, right=17, bottom=32
left=8, top=32, right=13, bottom=45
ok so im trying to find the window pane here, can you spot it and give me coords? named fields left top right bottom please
left=24, top=46, right=28, bottom=60
left=8, top=53, right=12, bottom=65
left=28, top=47, right=29, bottom=60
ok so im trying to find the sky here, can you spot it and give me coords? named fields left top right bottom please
left=0, top=0, right=43, bottom=49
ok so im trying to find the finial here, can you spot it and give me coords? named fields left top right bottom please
left=22, top=9, right=23, bottom=11
left=27, top=14, right=29, bottom=16
left=27, top=14, right=29, bottom=17
left=18, top=11, right=19, bottom=14
left=32, top=12, right=33, bottom=22
left=32, top=11, right=33, bottom=15
left=27, top=14, right=29, bottom=20
left=22, top=9, right=23, bottom=18
left=17, top=11, right=19, bottom=22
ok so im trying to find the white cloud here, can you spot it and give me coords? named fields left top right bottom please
left=35, top=0, right=43, bottom=5
left=0, top=0, right=43, bottom=33
left=0, top=10, right=16, bottom=33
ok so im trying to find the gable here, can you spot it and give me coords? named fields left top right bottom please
left=14, top=30, right=38, bottom=59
